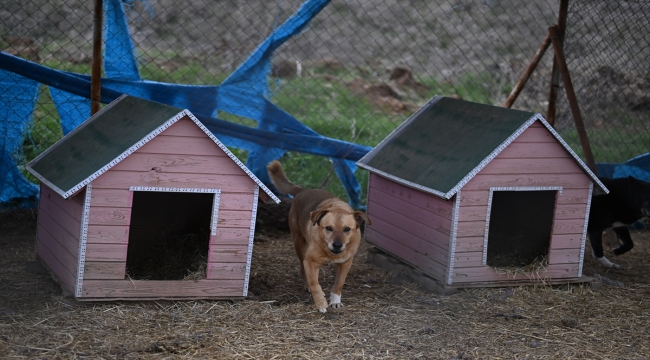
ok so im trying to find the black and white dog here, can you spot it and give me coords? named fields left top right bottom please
left=587, top=176, right=650, bottom=269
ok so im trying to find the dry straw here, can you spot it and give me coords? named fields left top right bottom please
left=2, top=210, right=650, bottom=358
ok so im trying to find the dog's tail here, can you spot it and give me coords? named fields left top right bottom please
left=267, top=160, right=302, bottom=196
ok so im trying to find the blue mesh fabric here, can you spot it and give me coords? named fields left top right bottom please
left=0, top=69, right=40, bottom=204
left=0, top=0, right=373, bottom=207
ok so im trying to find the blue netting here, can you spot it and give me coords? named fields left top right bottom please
left=0, top=0, right=370, bottom=208
left=0, top=70, right=40, bottom=205
left=596, top=153, right=650, bottom=183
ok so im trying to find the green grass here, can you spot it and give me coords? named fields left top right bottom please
left=558, top=128, right=650, bottom=163
left=15, top=86, right=64, bottom=183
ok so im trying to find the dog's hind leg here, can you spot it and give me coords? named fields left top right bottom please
left=291, top=235, right=310, bottom=291
left=329, top=258, right=353, bottom=309
left=612, top=226, right=634, bottom=256
left=589, top=229, right=622, bottom=269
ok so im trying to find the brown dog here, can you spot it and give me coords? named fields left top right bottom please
left=267, top=161, right=371, bottom=313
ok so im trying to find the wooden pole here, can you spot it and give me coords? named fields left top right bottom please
left=548, top=25, right=597, bottom=174
left=503, top=34, right=551, bottom=108
left=546, top=0, right=569, bottom=127
left=91, top=0, right=103, bottom=115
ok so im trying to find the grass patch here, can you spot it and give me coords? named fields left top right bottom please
left=558, top=128, right=650, bottom=163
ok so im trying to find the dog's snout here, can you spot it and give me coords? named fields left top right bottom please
left=333, top=241, right=342, bottom=249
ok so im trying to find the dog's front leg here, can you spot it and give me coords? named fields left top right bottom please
left=330, top=258, right=353, bottom=309
left=303, top=260, right=328, bottom=313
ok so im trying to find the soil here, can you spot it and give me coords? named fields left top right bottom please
left=1, top=209, right=650, bottom=359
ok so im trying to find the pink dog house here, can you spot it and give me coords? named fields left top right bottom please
left=26, top=95, right=279, bottom=301
left=357, top=96, right=607, bottom=289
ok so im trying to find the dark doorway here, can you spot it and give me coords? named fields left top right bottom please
left=126, top=191, right=213, bottom=280
left=486, top=190, right=556, bottom=267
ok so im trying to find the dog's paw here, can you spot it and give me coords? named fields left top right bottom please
left=329, top=292, right=343, bottom=309
left=596, top=256, right=622, bottom=269
left=313, top=294, right=329, bottom=313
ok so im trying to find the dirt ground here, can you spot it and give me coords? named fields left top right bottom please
left=1, top=209, right=650, bottom=359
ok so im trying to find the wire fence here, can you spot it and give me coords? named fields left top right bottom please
left=556, top=1, right=650, bottom=174
left=1, top=0, right=648, bottom=206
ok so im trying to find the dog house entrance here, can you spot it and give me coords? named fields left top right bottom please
left=485, top=189, right=557, bottom=268
left=126, top=188, right=220, bottom=280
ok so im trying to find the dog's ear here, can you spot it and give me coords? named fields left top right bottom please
left=310, top=209, right=329, bottom=226
left=353, top=211, right=371, bottom=228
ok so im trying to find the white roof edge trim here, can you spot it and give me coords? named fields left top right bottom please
left=24, top=94, right=132, bottom=197
left=183, top=110, right=281, bottom=204
left=442, top=115, right=539, bottom=199
left=536, top=115, right=609, bottom=194
left=357, top=96, right=443, bottom=166
left=357, top=163, right=448, bottom=199
left=26, top=171, right=69, bottom=199
left=56, top=109, right=188, bottom=199
left=446, top=189, right=461, bottom=285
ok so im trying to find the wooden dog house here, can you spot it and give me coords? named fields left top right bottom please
left=357, top=96, right=607, bottom=289
left=26, top=95, right=279, bottom=301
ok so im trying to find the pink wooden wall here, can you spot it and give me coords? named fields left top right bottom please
left=365, top=173, right=454, bottom=281
left=80, top=116, right=255, bottom=299
left=452, top=121, right=590, bottom=283
left=36, top=184, right=84, bottom=295
left=365, top=121, right=592, bottom=286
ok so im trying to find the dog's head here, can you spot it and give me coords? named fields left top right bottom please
left=310, top=209, right=371, bottom=255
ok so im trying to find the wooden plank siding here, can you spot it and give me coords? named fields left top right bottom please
left=451, top=263, right=580, bottom=283
left=365, top=173, right=453, bottom=280
left=369, top=174, right=454, bottom=220
left=76, top=118, right=252, bottom=297
left=80, top=279, right=245, bottom=299
left=451, top=121, right=591, bottom=283
left=35, top=184, right=84, bottom=294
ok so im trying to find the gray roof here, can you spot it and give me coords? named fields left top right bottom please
left=357, top=96, right=607, bottom=199
left=26, top=95, right=279, bottom=203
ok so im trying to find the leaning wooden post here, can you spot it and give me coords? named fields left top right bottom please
left=546, top=0, right=569, bottom=127
left=91, top=0, right=103, bottom=115
left=503, top=33, right=552, bottom=108
left=548, top=25, right=597, bottom=174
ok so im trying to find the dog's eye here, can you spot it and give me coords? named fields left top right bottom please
left=325, top=226, right=333, bottom=232
left=343, top=227, right=351, bottom=233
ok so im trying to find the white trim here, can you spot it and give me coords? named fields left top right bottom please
left=482, top=186, right=563, bottom=266
left=129, top=186, right=221, bottom=193
left=482, top=189, right=496, bottom=266
left=25, top=94, right=129, bottom=177
left=59, top=111, right=188, bottom=199
left=28, top=172, right=69, bottom=199
left=74, top=183, right=92, bottom=298
left=578, top=182, right=593, bottom=277
left=128, top=186, right=222, bottom=236
left=489, top=186, right=563, bottom=195
left=211, top=192, right=221, bottom=237
left=243, top=186, right=260, bottom=297
left=183, top=111, right=280, bottom=204
left=358, top=112, right=608, bottom=200
left=27, top=104, right=281, bottom=204
left=443, top=116, right=540, bottom=199
left=536, top=117, right=608, bottom=194
left=447, top=190, right=461, bottom=285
